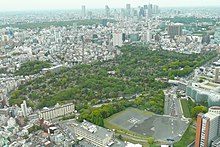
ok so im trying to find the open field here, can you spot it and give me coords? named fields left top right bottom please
left=174, top=124, right=196, bottom=147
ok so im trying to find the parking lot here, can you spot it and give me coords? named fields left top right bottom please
left=105, top=108, right=189, bottom=142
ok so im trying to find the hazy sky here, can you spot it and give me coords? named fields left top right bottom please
left=0, top=0, right=220, bottom=11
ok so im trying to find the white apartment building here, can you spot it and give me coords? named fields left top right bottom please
left=113, top=32, right=123, bottom=47
left=39, top=103, right=75, bottom=120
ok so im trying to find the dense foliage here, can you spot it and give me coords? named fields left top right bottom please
left=10, top=45, right=217, bottom=125
left=15, top=60, right=51, bottom=76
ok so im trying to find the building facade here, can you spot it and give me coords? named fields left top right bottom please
left=168, top=25, right=182, bottom=38
left=39, top=103, right=75, bottom=120
left=74, top=120, right=114, bottom=147
left=195, top=107, right=220, bottom=147
left=113, top=32, right=123, bottom=47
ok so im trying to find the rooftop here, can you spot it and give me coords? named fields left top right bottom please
left=204, top=112, right=219, bottom=120
left=77, top=120, right=113, bottom=140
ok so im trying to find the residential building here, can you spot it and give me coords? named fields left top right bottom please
left=195, top=107, right=220, bottom=147
left=113, top=32, right=123, bottom=47
left=168, top=25, right=182, bottom=38
left=39, top=103, right=75, bottom=120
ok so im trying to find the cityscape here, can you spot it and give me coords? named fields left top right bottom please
left=0, top=0, right=220, bottom=147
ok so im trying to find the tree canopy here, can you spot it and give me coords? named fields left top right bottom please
left=9, top=45, right=217, bottom=125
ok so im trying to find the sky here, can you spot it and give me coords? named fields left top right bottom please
left=0, top=0, right=220, bottom=11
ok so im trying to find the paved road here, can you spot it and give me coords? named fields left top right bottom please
left=164, top=87, right=183, bottom=118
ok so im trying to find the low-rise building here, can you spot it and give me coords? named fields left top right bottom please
left=74, top=120, right=114, bottom=147
left=39, top=103, right=75, bottom=120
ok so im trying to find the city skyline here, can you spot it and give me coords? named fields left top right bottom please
left=0, top=0, right=220, bottom=11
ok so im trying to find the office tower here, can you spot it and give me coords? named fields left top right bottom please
left=195, top=107, right=220, bottom=147
left=21, top=100, right=28, bottom=117
left=113, top=32, right=123, bottom=47
left=148, top=4, right=153, bottom=19
left=105, top=5, right=110, bottom=18
left=120, top=9, right=125, bottom=19
left=152, top=5, right=159, bottom=14
left=167, top=25, right=182, bottom=38
left=131, top=8, right=138, bottom=17
left=139, top=7, right=145, bottom=17
left=126, top=4, right=131, bottom=17
left=82, top=5, right=86, bottom=19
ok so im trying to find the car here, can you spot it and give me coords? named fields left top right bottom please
left=167, top=138, right=175, bottom=142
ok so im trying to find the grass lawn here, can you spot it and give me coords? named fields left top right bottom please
left=181, top=99, right=191, bottom=118
left=173, top=125, right=196, bottom=147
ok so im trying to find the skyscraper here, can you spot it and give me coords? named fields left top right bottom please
left=105, top=5, right=110, bottom=18
left=126, top=4, right=131, bottom=17
left=148, top=4, right=153, bottom=19
left=195, top=107, right=220, bottom=147
left=82, top=5, right=86, bottom=19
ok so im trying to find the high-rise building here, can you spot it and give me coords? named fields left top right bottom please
left=139, top=7, right=145, bottom=17
left=113, top=32, right=123, bottom=47
left=120, top=9, right=125, bottom=19
left=126, top=4, right=131, bottom=17
left=167, top=25, right=182, bottom=38
left=105, top=5, right=110, bottom=18
left=21, top=100, right=28, bottom=117
left=195, top=107, right=220, bottom=147
left=152, top=5, right=159, bottom=14
left=148, top=4, right=153, bottom=19
left=82, top=5, right=86, bottom=19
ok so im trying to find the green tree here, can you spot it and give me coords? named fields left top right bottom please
left=192, top=106, right=208, bottom=117
left=148, top=137, right=155, bottom=144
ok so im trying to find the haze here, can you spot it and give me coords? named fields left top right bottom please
left=0, top=0, right=220, bottom=11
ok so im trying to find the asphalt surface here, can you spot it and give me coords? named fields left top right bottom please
left=164, top=87, right=183, bottom=118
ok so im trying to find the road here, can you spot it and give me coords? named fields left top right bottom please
left=164, top=87, right=183, bottom=118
